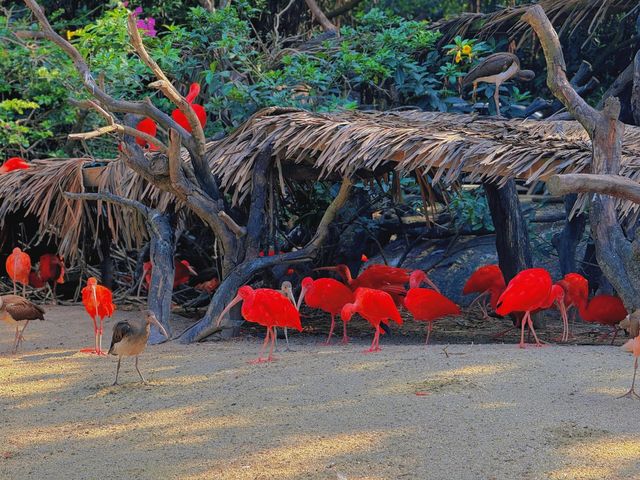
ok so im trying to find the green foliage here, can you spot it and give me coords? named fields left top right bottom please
left=449, top=188, right=493, bottom=232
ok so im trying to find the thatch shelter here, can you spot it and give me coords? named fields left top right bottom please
left=3, top=108, right=640, bottom=262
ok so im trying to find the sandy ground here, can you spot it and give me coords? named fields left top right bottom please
left=1, top=306, right=639, bottom=480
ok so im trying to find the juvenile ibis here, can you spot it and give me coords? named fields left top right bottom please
left=108, top=310, right=169, bottom=385
left=619, top=334, right=640, bottom=400
left=297, top=276, right=355, bottom=345
left=215, top=285, right=301, bottom=363
left=405, top=270, right=460, bottom=346
left=341, top=287, right=402, bottom=353
left=0, top=295, right=45, bottom=354
left=462, top=52, right=534, bottom=116
left=0, top=157, right=30, bottom=174
left=5, top=247, right=31, bottom=296
left=81, top=277, right=116, bottom=355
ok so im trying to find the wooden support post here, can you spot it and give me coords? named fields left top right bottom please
left=551, top=194, right=586, bottom=275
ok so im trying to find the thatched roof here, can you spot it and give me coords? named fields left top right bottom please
left=4, top=107, right=640, bottom=260
left=208, top=108, right=640, bottom=214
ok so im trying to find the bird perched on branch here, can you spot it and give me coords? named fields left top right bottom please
left=462, top=52, right=534, bottom=116
left=0, top=157, right=30, bottom=174
left=171, top=83, right=207, bottom=133
left=6, top=247, right=31, bottom=296
left=108, top=310, right=168, bottom=385
left=0, top=295, right=45, bottom=354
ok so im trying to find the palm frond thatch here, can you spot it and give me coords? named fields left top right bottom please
left=208, top=107, right=640, bottom=216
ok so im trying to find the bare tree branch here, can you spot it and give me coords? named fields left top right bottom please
left=547, top=173, right=640, bottom=204
left=304, top=0, right=338, bottom=33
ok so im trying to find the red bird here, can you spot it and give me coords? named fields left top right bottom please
left=341, top=287, right=402, bottom=352
left=0, top=157, right=30, bottom=174
left=6, top=247, right=31, bottom=295
left=171, top=83, right=207, bottom=133
left=577, top=294, right=627, bottom=344
left=215, top=285, right=301, bottom=363
left=134, top=117, right=158, bottom=150
left=81, top=277, right=115, bottom=355
left=194, top=277, right=220, bottom=294
left=462, top=265, right=505, bottom=319
left=619, top=335, right=640, bottom=399
left=361, top=254, right=369, bottom=262
left=29, top=271, right=46, bottom=289
left=143, top=259, right=197, bottom=289
left=496, top=268, right=564, bottom=348
left=39, top=254, right=65, bottom=304
left=297, top=276, right=355, bottom=345
left=557, top=273, right=588, bottom=340
left=405, top=270, right=460, bottom=345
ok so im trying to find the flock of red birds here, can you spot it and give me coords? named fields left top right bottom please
left=5, top=248, right=65, bottom=298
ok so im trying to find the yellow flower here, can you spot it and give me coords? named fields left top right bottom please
left=455, top=51, right=462, bottom=63
left=66, top=29, right=83, bottom=40
left=462, top=44, right=472, bottom=55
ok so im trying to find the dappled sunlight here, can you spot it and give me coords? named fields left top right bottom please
left=439, top=363, right=515, bottom=377
left=548, top=436, right=640, bottom=480
left=335, top=359, right=401, bottom=373
left=178, top=430, right=401, bottom=480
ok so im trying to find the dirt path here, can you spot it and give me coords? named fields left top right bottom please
left=1, top=306, right=639, bottom=480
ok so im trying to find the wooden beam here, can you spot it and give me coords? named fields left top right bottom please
left=547, top=173, right=640, bottom=204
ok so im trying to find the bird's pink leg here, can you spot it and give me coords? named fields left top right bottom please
left=323, top=314, right=336, bottom=345
left=365, top=325, right=381, bottom=353
left=12, top=325, right=20, bottom=354
left=425, top=322, right=433, bottom=347
left=340, top=320, right=350, bottom=344
left=266, top=327, right=277, bottom=362
left=469, top=291, right=489, bottom=319
left=617, top=357, right=640, bottom=400
left=527, top=315, right=546, bottom=347
left=610, top=327, right=620, bottom=346
left=519, top=312, right=528, bottom=348
left=249, top=328, right=271, bottom=364
left=97, top=318, right=106, bottom=356
left=12, top=280, right=16, bottom=296
left=80, top=316, right=99, bottom=354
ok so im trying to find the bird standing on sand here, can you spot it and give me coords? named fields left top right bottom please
left=38, top=254, right=65, bottom=304
left=462, top=264, right=505, bottom=320
left=0, top=295, right=45, bottom=354
left=405, top=270, right=460, bottom=346
left=462, top=52, right=534, bottom=116
left=6, top=247, right=31, bottom=296
left=297, top=276, right=355, bottom=345
left=109, top=310, right=169, bottom=385
left=341, top=287, right=402, bottom=353
left=216, top=285, right=302, bottom=363
left=619, top=335, right=640, bottom=400
left=81, top=277, right=116, bottom=355
left=496, top=268, right=564, bottom=348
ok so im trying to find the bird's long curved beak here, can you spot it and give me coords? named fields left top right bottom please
left=150, top=316, right=170, bottom=339
left=187, top=265, right=198, bottom=276
left=296, top=286, right=308, bottom=310
left=422, top=274, right=441, bottom=294
left=215, top=295, right=242, bottom=328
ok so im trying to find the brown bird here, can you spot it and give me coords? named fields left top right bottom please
left=0, top=295, right=45, bottom=354
left=108, top=310, right=169, bottom=385
left=462, top=52, right=535, bottom=116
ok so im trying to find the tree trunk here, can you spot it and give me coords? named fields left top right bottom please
left=551, top=194, right=586, bottom=275
left=147, top=212, right=176, bottom=344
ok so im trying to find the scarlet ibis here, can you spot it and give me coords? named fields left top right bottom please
left=297, top=276, right=355, bottom=344
left=576, top=294, right=627, bottom=344
left=171, top=83, right=207, bottom=133
left=143, top=259, right=197, bottom=290
left=462, top=265, right=505, bottom=319
left=5, top=247, right=31, bottom=296
left=341, top=287, right=402, bottom=352
left=134, top=117, right=158, bottom=150
left=29, top=271, right=46, bottom=289
left=496, top=268, right=564, bottom=348
left=81, top=277, right=116, bottom=355
left=0, top=295, right=45, bottom=354
left=38, top=254, right=65, bottom=304
left=405, top=270, right=460, bottom=345
left=619, top=335, right=640, bottom=400
left=108, top=310, right=169, bottom=385
left=0, top=157, right=30, bottom=174
left=194, top=277, right=220, bottom=294
left=361, top=254, right=369, bottom=262
left=557, top=273, right=588, bottom=340
left=215, top=285, right=302, bottom=363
